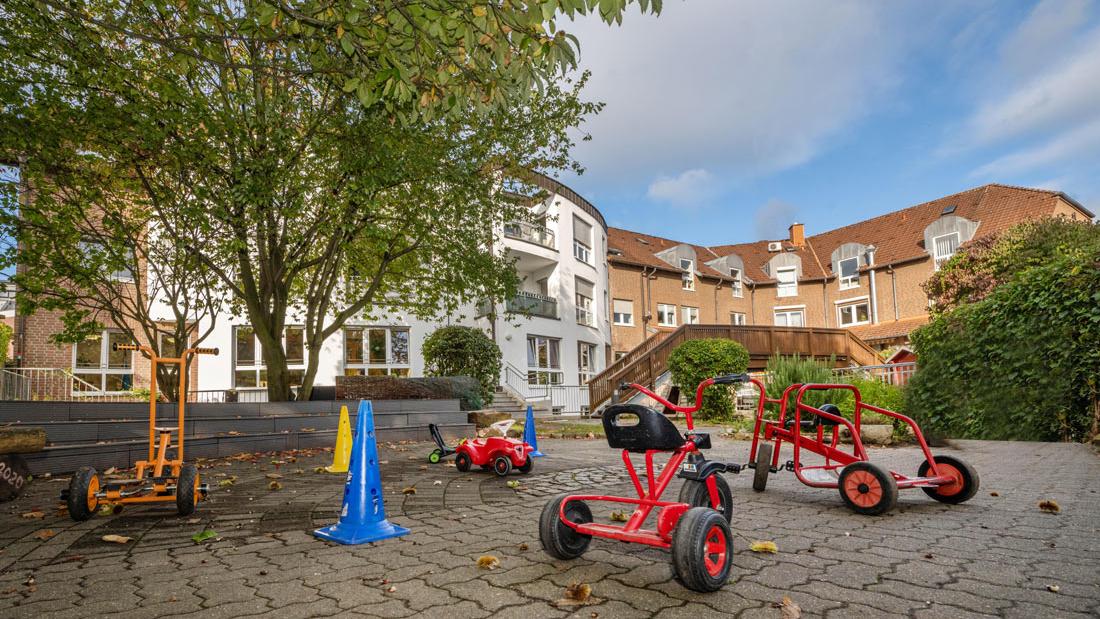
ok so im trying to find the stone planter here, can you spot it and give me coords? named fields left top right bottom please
left=839, top=424, right=893, bottom=446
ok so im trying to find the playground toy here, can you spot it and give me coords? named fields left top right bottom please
left=744, top=379, right=980, bottom=515
left=315, top=400, right=410, bottom=544
left=539, top=374, right=748, bottom=592
left=522, top=404, right=545, bottom=457
left=62, top=342, right=218, bottom=521
left=428, top=420, right=533, bottom=476
left=324, top=405, right=352, bottom=473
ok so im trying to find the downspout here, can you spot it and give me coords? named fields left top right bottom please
left=713, top=279, right=722, bottom=322
left=888, top=265, right=899, bottom=321
left=822, top=280, right=829, bottom=328
left=867, top=245, right=879, bottom=324
left=750, top=282, right=757, bottom=324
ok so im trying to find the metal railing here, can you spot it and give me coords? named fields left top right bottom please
left=0, top=367, right=146, bottom=402
left=832, top=362, right=916, bottom=386
left=503, top=221, right=556, bottom=250
left=499, top=362, right=589, bottom=416
left=506, top=291, right=558, bottom=319
left=190, top=389, right=270, bottom=403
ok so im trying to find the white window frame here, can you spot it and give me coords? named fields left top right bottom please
left=657, top=303, right=677, bottom=327
left=680, top=258, right=695, bottom=291
left=773, top=305, right=805, bottom=327
left=573, top=239, right=592, bottom=264
left=729, top=268, right=743, bottom=297
left=527, top=335, right=563, bottom=385
left=730, top=312, right=747, bottom=326
left=838, top=257, right=859, bottom=290
left=776, top=266, right=798, bottom=297
left=681, top=306, right=699, bottom=325
left=78, top=239, right=135, bottom=282
left=235, top=325, right=311, bottom=388
left=575, top=289, right=595, bottom=327
left=835, top=296, right=871, bottom=327
left=72, top=329, right=134, bottom=394
left=342, top=326, right=410, bottom=377
left=933, top=231, right=960, bottom=270
left=578, top=341, right=597, bottom=384
left=612, top=299, right=634, bottom=326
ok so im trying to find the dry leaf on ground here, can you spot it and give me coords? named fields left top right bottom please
left=609, top=511, right=629, bottom=522
left=265, top=473, right=283, bottom=480
left=750, top=540, right=779, bottom=554
left=557, top=582, right=593, bottom=606
left=476, top=555, right=500, bottom=570
left=268, top=481, right=282, bottom=491
left=20, top=511, right=45, bottom=520
left=774, top=595, right=801, bottom=619
left=33, top=529, right=56, bottom=541
left=1047, top=584, right=1060, bottom=593
left=102, top=534, right=132, bottom=544
left=402, top=486, right=416, bottom=495
left=506, top=480, right=521, bottom=489
left=1038, top=500, right=1061, bottom=514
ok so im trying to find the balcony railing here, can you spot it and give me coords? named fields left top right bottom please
left=507, top=291, right=558, bottom=319
left=503, top=221, right=556, bottom=250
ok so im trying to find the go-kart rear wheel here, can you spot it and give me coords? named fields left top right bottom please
left=678, top=475, right=733, bottom=522
left=428, top=449, right=442, bottom=464
left=518, top=456, right=533, bottom=474
left=838, top=461, right=897, bottom=516
left=671, top=507, right=734, bottom=592
left=176, top=464, right=199, bottom=516
left=67, top=466, right=100, bottom=522
left=455, top=452, right=472, bottom=472
left=918, top=455, right=979, bottom=504
left=539, top=493, right=592, bottom=560
left=493, top=455, right=512, bottom=476
left=752, top=442, right=773, bottom=492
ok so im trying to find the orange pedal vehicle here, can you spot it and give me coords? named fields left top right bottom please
left=62, top=343, right=219, bottom=521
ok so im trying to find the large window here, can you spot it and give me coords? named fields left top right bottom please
left=578, top=341, right=597, bottom=384
left=729, top=268, right=743, bottom=297
left=776, top=267, right=798, bottom=297
left=774, top=308, right=805, bottom=327
left=73, top=329, right=133, bottom=393
left=78, top=239, right=135, bottom=282
left=612, top=299, right=634, bottom=326
left=343, top=327, right=410, bottom=376
left=730, top=312, right=747, bottom=326
left=527, top=335, right=562, bottom=385
left=933, top=232, right=960, bottom=270
left=680, top=258, right=695, bottom=291
left=837, top=299, right=871, bottom=327
left=681, top=306, right=699, bottom=325
left=657, top=303, right=677, bottom=327
left=234, top=326, right=308, bottom=388
left=575, top=277, right=596, bottom=327
left=838, top=257, right=859, bottom=290
left=572, top=216, right=593, bottom=265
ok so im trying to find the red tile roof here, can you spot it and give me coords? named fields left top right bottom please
left=850, top=315, right=929, bottom=343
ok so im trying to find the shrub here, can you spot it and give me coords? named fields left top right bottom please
left=0, top=322, right=10, bottom=367
left=764, top=354, right=842, bottom=414
left=422, top=326, right=501, bottom=405
left=667, top=339, right=749, bottom=422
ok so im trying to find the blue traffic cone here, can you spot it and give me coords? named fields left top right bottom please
left=523, top=404, right=545, bottom=457
left=313, top=400, right=410, bottom=545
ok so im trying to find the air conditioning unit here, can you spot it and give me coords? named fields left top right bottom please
left=767, top=241, right=783, bottom=252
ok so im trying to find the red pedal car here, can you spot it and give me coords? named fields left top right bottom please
left=539, top=374, right=747, bottom=592
left=430, top=420, right=534, bottom=476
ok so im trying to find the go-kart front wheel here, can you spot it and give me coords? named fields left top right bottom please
left=493, top=455, right=513, bottom=476
left=752, top=442, right=773, bottom=492
left=428, top=449, right=442, bottom=464
left=671, top=507, right=734, bottom=592
left=67, top=466, right=100, bottom=522
left=455, top=452, right=472, bottom=472
left=539, top=493, right=592, bottom=560
left=176, top=464, right=199, bottom=516
left=838, top=461, right=897, bottom=516
left=678, top=475, right=733, bottom=522
left=918, top=455, right=979, bottom=504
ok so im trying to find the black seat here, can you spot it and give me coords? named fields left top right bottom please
left=602, top=404, right=685, bottom=453
left=785, top=403, right=843, bottom=430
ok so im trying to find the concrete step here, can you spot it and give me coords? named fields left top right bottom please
left=0, top=399, right=464, bottom=423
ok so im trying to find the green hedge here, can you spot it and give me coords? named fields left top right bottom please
left=667, top=339, right=749, bottom=422
left=422, top=326, right=501, bottom=406
left=764, top=355, right=905, bottom=429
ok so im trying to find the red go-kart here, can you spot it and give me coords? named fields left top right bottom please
left=539, top=374, right=747, bottom=592
left=745, top=379, right=980, bottom=515
left=430, top=420, right=534, bottom=476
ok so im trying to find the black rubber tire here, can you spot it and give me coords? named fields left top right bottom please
left=918, top=455, right=980, bottom=504
left=493, top=455, right=512, bottom=477
left=428, top=450, right=442, bottom=464
left=518, top=456, right=533, bottom=473
left=671, top=507, right=734, bottom=592
left=838, top=461, right=898, bottom=516
left=67, top=466, right=99, bottom=522
left=678, top=475, right=733, bottom=522
left=176, top=464, right=199, bottom=516
left=752, top=442, right=773, bottom=492
left=539, top=493, right=593, bottom=560
left=455, top=452, right=472, bottom=472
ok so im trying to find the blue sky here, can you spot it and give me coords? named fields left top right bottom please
left=558, top=0, right=1100, bottom=244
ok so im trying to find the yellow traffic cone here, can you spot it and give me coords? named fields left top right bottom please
left=325, top=405, right=352, bottom=473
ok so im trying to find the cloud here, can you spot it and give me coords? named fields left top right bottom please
left=754, top=199, right=799, bottom=240
left=972, top=118, right=1100, bottom=177
left=646, top=169, right=714, bottom=207
left=997, top=0, right=1092, bottom=78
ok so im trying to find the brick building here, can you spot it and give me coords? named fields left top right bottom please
left=608, top=184, right=1093, bottom=356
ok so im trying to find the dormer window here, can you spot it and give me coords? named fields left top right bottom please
left=933, top=232, right=960, bottom=270
left=680, top=258, right=695, bottom=290
left=838, top=257, right=859, bottom=290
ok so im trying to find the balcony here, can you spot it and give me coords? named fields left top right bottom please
left=504, top=221, right=556, bottom=250
left=507, top=291, right=558, bottom=319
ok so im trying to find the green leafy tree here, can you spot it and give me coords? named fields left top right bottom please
left=0, top=0, right=659, bottom=400
left=0, top=322, right=12, bottom=367
left=422, top=326, right=501, bottom=405
left=667, top=339, right=749, bottom=422
left=909, top=219, right=1100, bottom=441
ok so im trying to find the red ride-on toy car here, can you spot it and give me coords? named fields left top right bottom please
left=428, top=420, right=534, bottom=476
left=539, top=374, right=748, bottom=592
left=744, top=379, right=980, bottom=515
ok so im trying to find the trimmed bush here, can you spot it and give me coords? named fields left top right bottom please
left=335, top=375, right=483, bottom=411
left=667, top=339, right=749, bottom=422
left=422, top=326, right=501, bottom=405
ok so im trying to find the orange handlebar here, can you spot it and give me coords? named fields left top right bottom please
left=190, top=347, right=219, bottom=355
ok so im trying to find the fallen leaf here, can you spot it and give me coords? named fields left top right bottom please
left=20, top=511, right=45, bottom=520
left=750, top=540, right=779, bottom=554
left=268, top=481, right=282, bottom=491
left=558, top=582, right=592, bottom=605
left=313, top=467, right=327, bottom=473
left=265, top=473, right=283, bottom=480
left=386, top=585, right=396, bottom=593
left=433, top=480, right=442, bottom=486
left=402, top=486, right=416, bottom=495
left=506, top=480, right=521, bottom=489
left=476, top=555, right=500, bottom=570
left=609, top=510, right=629, bottom=522
left=102, top=534, right=132, bottom=544
left=191, top=529, right=217, bottom=543
left=774, top=595, right=801, bottom=619
left=1038, top=500, right=1060, bottom=514
left=518, top=543, right=529, bottom=551
left=218, top=476, right=237, bottom=487
left=1047, top=584, right=1060, bottom=593
left=33, top=529, right=56, bottom=541
left=103, top=467, right=117, bottom=475
left=989, top=491, right=999, bottom=497
left=187, top=518, right=201, bottom=524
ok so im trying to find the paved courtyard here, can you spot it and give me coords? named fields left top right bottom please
left=1, top=435, right=1098, bottom=618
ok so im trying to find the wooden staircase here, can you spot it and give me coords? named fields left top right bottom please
left=589, top=324, right=881, bottom=410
